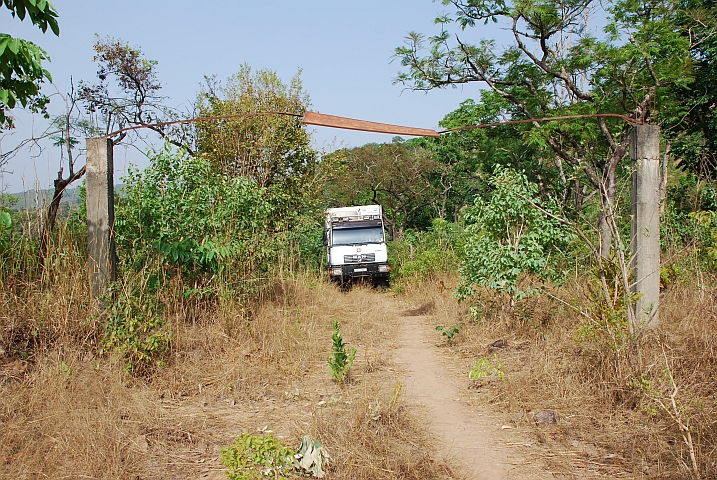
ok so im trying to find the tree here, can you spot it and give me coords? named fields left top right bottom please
left=455, top=165, right=576, bottom=301
left=79, top=36, right=193, bottom=152
left=195, top=65, right=316, bottom=189
left=0, top=0, right=59, bottom=130
left=395, top=0, right=698, bottom=257
left=408, top=91, right=562, bottom=220
left=115, top=143, right=273, bottom=281
left=35, top=36, right=189, bottom=266
left=37, top=81, right=99, bottom=265
left=666, top=0, right=717, bottom=180
left=328, top=141, right=437, bottom=236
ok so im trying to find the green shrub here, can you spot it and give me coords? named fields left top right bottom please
left=455, top=166, right=576, bottom=301
left=115, top=144, right=273, bottom=280
left=468, top=356, right=505, bottom=379
left=435, top=323, right=461, bottom=345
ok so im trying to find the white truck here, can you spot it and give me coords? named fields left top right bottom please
left=324, top=205, right=390, bottom=288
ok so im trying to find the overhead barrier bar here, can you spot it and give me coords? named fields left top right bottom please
left=302, top=111, right=440, bottom=138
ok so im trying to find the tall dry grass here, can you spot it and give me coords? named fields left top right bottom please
left=400, top=273, right=717, bottom=479
left=1, top=223, right=447, bottom=479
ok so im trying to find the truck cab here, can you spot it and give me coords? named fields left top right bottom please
left=325, top=205, right=390, bottom=288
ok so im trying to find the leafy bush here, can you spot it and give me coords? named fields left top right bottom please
left=468, top=356, right=505, bottom=380
left=115, top=143, right=274, bottom=281
left=688, top=210, right=717, bottom=267
left=455, top=166, right=576, bottom=301
left=115, top=142, right=325, bottom=296
left=221, top=433, right=329, bottom=480
left=0, top=210, right=11, bottom=254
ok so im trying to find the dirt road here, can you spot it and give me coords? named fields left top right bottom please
left=390, top=296, right=553, bottom=480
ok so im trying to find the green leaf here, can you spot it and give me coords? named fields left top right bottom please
left=7, top=38, right=20, bottom=54
left=0, top=36, right=9, bottom=57
left=0, top=211, right=11, bottom=228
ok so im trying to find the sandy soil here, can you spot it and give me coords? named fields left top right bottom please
left=390, top=297, right=556, bottom=480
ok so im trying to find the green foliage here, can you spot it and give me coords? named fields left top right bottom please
left=395, top=0, right=705, bottom=260
left=0, top=210, right=11, bottom=253
left=689, top=210, right=717, bottom=268
left=468, top=356, right=505, bottom=380
left=221, top=433, right=295, bottom=480
left=1, top=0, right=59, bottom=33
left=435, top=323, right=461, bottom=345
left=389, top=218, right=462, bottom=288
left=0, top=200, right=37, bottom=278
left=196, top=65, right=316, bottom=190
left=455, top=166, right=576, bottom=301
left=327, top=141, right=438, bottom=234
left=0, top=0, right=59, bottom=129
left=115, top=143, right=273, bottom=281
left=101, top=276, right=170, bottom=373
left=663, top=1, right=717, bottom=177
left=327, top=320, right=356, bottom=383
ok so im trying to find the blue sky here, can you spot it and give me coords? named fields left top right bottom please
left=1, top=1, right=503, bottom=192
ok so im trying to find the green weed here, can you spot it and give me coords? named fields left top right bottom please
left=469, top=356, right=505, bottom=380
left=327, top=320, right=356, bottom=383
left=221, top=433, right=294, bottom=480
left=435, top=323, right=461, bottom=345
left=101, top=276, right=170, bottom=373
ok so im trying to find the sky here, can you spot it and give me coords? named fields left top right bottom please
left=1, top=1, right=503, bottom=193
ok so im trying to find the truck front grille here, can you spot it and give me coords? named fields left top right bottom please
left=343, top=253, right=376, bottom=263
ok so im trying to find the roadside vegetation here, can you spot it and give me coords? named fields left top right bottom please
left=2, top=0, right=717, bottom=478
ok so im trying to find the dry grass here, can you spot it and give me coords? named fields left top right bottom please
left=4, top=226, right=716, bottom=479
left=399, top=274, right=717, bottom=479
left=1, top=233, right=446, bottom=480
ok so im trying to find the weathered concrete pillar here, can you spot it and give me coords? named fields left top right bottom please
left=86, top=137, right=116, bottom=299
left=630, top=125, right=661, bottom=330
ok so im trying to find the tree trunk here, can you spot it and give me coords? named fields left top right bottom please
left=598, top=164, right=618, bottom=258
left=38, top=166, right=86, bottom=268
left=38, top=174, right=67, bottom=267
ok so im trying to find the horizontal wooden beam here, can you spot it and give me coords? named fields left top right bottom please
left=302, top=111, right=440, bottom=138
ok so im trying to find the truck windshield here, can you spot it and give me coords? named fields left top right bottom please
left=332, top=226, right=384, bottom=245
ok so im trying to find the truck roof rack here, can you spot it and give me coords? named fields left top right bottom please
left=326, top=205, right=382, bottom=224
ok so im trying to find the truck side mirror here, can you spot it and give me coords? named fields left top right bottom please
left=323, top=230, right=328, bottom=246
left=386, top=226, right=394, bottom=242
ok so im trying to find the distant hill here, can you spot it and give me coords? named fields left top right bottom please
left=5, top=184, right=124, bottom=212
left=8, top=186, right=83, bottom=211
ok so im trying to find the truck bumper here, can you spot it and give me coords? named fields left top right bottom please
left=328, top=263, right=390, bottom=279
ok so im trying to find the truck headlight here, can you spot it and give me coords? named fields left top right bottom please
left=331, top=267, right=343, bottom=276
left=378, top=264, right=390, bottom=273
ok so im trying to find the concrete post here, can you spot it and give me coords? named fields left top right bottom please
left=86, top=138, right=116, bottom=299
left=630, top=125, right=661, bottom=329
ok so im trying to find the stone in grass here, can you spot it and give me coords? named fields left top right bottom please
left=487, top=339, right=508, bottom=352
left=533, top=410, right=558, bottom=424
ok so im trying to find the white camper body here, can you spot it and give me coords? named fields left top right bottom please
left=324, top=205, right=390, bottom=287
